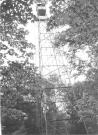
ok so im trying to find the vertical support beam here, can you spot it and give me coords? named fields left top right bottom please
left=0, top=100, right=2, bottom=135
left=38, top=18, right=48, bottom=135
left=83, top=119, right=88, bottom=135
left=0, top=77, right=2, bottom=135
left=38, top=19, right=42, bottom=135
left=38, top=20, right=41, bottom=74
left=38, top=19, right=44, bottom=135
left=45, top=112, right=48, bottom=135
left=43, top=92, right=48, bottom=135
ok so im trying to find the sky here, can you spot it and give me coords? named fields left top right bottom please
left=0, top=0, right=92, bottom=114
left=0, top=1, right=88, bottom=84
left=23, top=1, right=90, bottom=84
left=25, top=20, right=88, bottom=84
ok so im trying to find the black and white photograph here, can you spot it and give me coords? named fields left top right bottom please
left=0, top=0, right=98, bottom=135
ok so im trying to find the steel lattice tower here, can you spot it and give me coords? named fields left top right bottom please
left=36, top=2, right=70, bottom=135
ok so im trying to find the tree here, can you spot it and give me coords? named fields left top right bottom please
left=0, top=62, right=36, bottom=133
left=64, top=80, right=98, bottom=134
left=47, top=0, right=98, bottom=75
left=0, top=61, right=57, bottom=135
left=48, top=0, right=98, bottom=48
left=1, top=62, right=37, bottom=134
left=47, top=74, right=98, bottom=134
left=0, top=18, right=35, bottom=65
left=0, top=0, right=36, bottom=24
left=0, top=0, right=37, bottom=66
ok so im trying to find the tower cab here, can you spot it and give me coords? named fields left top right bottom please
left=36, top=2, right=47, bottom=21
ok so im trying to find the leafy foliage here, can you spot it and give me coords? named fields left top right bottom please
left=0, top=20, right=35, bottom=65
left=65, top=81, right=98, bottom=134
left=1, top=0, right=35, bottom=24
left=47, top=73, right=98, bottom=134
left=48, top=0, right=98, bottom=74
left=0, top=62, right=37, bottom=133
left=0, top=0, right=36, bottom=66
left=0, top=61, right=57, bottom=134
